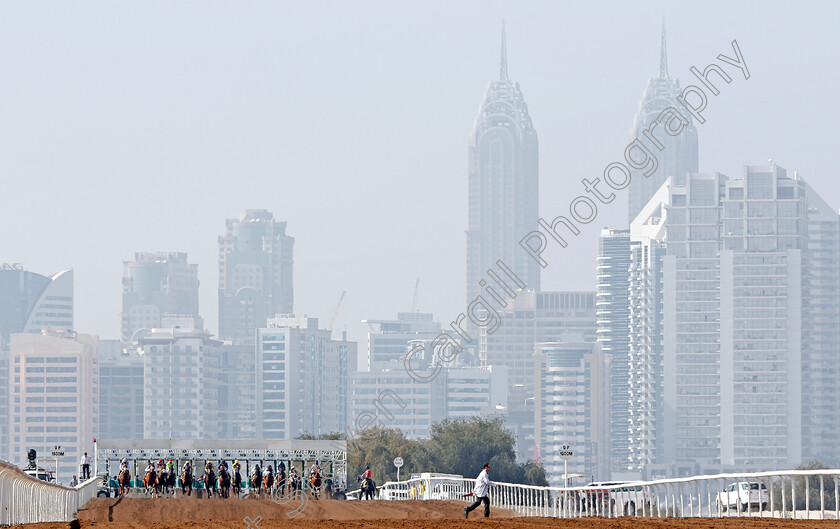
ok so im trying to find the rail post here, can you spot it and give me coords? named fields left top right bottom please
left=705, top=479, right=712, bottom=517
left=820, top=475, right=825, bottom=520
left=806, top=475, right=810, bottom=517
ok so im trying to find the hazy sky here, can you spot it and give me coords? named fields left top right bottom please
left=2, top=1, right=838, bottom=347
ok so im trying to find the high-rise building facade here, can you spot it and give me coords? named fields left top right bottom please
left=218, top=210, right=294, bottom=343
left=535, top=339, right=610, bottom=485
left=97, top=340, right=144, bottom=441
left=627, top=204, right=666, bottom=474
left=216, top=342, right=257, bottom=439
left=138, top=318, right=220, bottom=439
left=480, top=290, right=596, bottom=460
left=0, top=341, right=10, bottom=461
left=121, top=252, right=200, bottom=342
left=627, top=165, right=840, bottom=476
left=0, top=267, right=73, bottom=343
left=798, top=180, right=840, bottom=464
left=481, top=291, right=597, bottom=396
left=9, top=331, right=98, bottom=481
left=466, top=26, right=540, bottom=317
left=596, top=228, right=632, bottom=472
left=627, top=23, right=698, bottom=224
left=256, top=315, right=356, bottom=439
left=444, top=365, right=508, bottom=419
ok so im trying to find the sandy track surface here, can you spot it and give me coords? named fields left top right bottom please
left=10, top=498, right=840, bottom=529
left=74, top=497, right=510, bottom=522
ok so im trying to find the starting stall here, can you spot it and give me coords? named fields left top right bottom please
left=95, top=439, right=347, bottom=495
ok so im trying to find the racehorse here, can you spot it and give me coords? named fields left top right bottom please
left=144, top=469, right=157, bottom=497
left=218, top=467, right=231, bottom=499
left=180, top=468, right=193, bottom=496
left=155, top=468, right=170, bottom=496
left=232, top=469, right=242, bottom=497
left=118, top=469, right=131, bottom=497
left=166, top=469, right=176, bottom=495
left=288, top=473, right=300, bottom=495
left=204, top=469, right=217, bottom=498
left=276, top=469, right=287, bottom=497
left=263, top=470, right=274, bottom=497
left=251, top=468, right=263, bottom=497
left=359, top=477, right=376, bottom=501
left=309, top=470, right=322, bottom=500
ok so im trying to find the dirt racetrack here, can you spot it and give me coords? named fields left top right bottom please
left=10, top=497, right=840, bottom=529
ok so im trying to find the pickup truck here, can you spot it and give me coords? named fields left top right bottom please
left=717, top=482, right=768, bottom=512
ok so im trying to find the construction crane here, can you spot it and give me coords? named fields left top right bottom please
left=329, top=290, right=347, bottom=331
left=411, top=278, right=420, bottom=313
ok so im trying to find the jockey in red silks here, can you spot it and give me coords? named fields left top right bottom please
left=362, top=465, right=372, bottom=479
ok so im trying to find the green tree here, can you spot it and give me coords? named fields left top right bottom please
left=341, top=417, right=548, bottom=487
left=771, top=460, right=835, bottom=511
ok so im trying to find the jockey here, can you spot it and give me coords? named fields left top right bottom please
left=309, top=462, right=321, bottom=476
left=265, top=465, right=273, bottom=476
left=145, top=461, right=155, bottom=473
left=362, top=465, right=372, bottom=479
left=232, top=460, right=241, bottom=472
left=119, top=458, right=129, bottom=472
left=183, top=460, right=192, bottom=474
left=205, top=461, right=214, bottom=473
left=252, top=463, right=261, bottom=475
left=219, top=460, right=228, bottom=472
left=167, top=459, right=175, bottom=472
left=157, top=459, right=165, bottom=471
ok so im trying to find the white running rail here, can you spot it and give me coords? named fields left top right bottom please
left=0, top=459, right=103, bottom=525
left=363, top=469, right=840, bottom=519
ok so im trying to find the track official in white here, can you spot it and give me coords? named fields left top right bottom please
left=465, top=463, right=497, bottom=519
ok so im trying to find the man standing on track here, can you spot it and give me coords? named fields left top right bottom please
left=465, top=463, right=496, bottom=519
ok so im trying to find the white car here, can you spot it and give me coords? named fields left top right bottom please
left=717, top=482, right=769, bottom=512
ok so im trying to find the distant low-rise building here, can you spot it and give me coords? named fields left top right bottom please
left=350, top=360, right=445, bottom=439
left=350, top=358, right=507, bottom=440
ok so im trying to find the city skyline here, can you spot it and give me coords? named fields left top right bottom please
left=3, top=2, right=836, bottom=347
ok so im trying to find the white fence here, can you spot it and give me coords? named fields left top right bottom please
left=353, top=469, right=840, bottom=520
left=0, top=459, right=103, bottom=525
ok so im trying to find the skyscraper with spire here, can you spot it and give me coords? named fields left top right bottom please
left=467, top=24, right=540, bottom=315
left=627, top=21, right=699, bottom=224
